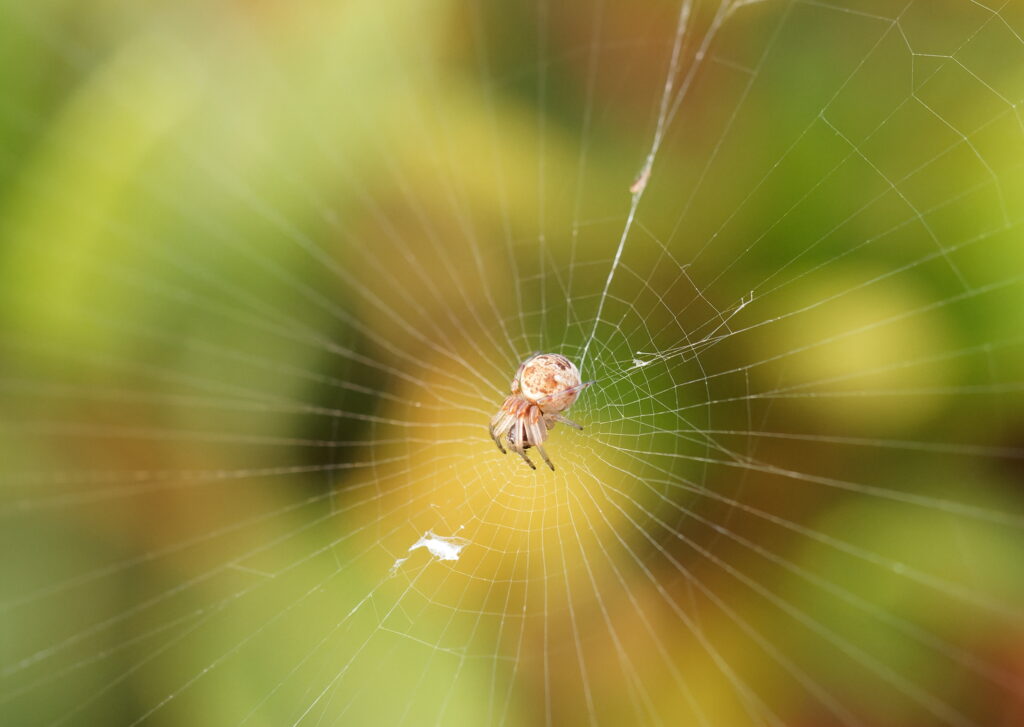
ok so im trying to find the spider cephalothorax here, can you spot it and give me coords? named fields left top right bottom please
left=488, top=353, right=592, bottom=471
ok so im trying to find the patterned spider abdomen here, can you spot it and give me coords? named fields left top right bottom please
left=519, top=354, right=582, bottom=412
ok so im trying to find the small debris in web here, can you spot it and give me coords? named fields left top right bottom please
left=631, top=358, right=652, bottom=369
left=388, top=531, right=469, bottom=576
left=630, top=163, right=652, bottom=195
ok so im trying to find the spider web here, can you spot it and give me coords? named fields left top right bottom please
left=2, top=0, right=1024, bottom=725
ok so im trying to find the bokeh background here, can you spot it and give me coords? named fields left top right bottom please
left=2, top=0, right=1024, bottom=725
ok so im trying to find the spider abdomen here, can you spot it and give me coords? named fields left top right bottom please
left=519, top=354, right=582, bottom=412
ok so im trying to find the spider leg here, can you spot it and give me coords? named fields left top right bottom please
left=511, top=421, right=536, bottom=470
left=550, top=413, right=583, bottom=430
left=514, top=448, right=536, bottom=470
left=490, top=428, right=507, bottom=454
left=525, top=409, right=554, bottom=471
left=489, top=410, right=514, bottom=454
left=534, top=442, right=554, bottom=471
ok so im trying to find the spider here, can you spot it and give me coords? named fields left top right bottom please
left=488, top=353, right=592, bottom=471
